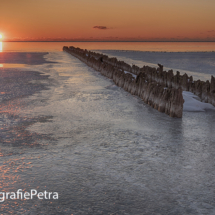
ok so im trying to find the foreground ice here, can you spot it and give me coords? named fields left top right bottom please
left=1, top=51, right=215, bottom=214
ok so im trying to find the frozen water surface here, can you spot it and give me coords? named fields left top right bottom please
left=0, top=50, right=215, bottom=214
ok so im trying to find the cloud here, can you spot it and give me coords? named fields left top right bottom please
left=93, top=26, right=108, bottom=30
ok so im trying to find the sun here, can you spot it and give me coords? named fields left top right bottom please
left=0, top=34, right=2, bottom=40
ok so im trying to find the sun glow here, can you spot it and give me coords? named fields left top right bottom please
left=0, top=34, right=2, bottom=40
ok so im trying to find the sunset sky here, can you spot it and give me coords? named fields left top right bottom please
left=1, top=0, right=215, bottom=41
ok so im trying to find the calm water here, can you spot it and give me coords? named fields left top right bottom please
left=1, top=41, right=215, bottom=52
left=0, top=42, right=215, bottom=214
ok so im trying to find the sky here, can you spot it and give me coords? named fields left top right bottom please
left=0, top=0, right=215, bottom=41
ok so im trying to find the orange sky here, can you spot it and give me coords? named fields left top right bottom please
left=1, top=0, right=215, bottom=41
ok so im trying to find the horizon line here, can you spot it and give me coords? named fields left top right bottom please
left=2, top=40, right=215, bottom=43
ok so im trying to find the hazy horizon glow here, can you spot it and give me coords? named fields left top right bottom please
left=1, top=0, right=215, bottom=42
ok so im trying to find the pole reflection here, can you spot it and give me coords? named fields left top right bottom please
left=0, top=42, right=2, bottom=52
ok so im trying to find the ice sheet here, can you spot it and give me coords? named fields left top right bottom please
left=1, top=51, right=215, bottom=214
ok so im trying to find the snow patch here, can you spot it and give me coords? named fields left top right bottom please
left=183, top=91, right=215, bottom=112
left=124, top=71, right=137, bottom=78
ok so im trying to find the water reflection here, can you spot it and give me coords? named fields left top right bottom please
left=0, top=64, right=26, bottom=68
left=0, top=42, right=2, bottom=52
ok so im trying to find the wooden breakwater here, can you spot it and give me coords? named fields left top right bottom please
left=63, top=46, right=215, bottom=118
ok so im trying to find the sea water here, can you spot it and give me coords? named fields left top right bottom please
left=0, top=42, right=215, bottom=214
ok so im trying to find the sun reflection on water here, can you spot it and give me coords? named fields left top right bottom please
left=0, top=42, right=2, bottom=52
left=0, top=64, right=26, bottom=68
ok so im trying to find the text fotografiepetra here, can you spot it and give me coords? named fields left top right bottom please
left=0, top=189, right=58, bottom=202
